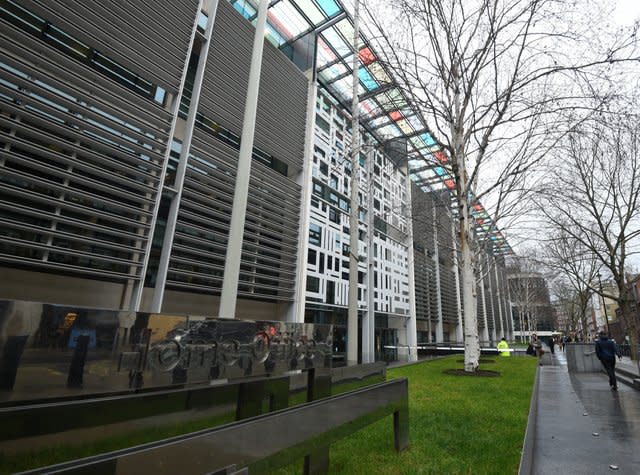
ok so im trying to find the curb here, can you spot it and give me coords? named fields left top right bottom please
left=518, top=364, right=540, bottom=475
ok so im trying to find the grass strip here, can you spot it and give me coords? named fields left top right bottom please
left=279, top=355, right=536, bottom=475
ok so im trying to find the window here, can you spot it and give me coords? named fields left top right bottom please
left=326, top=280, right=335, bottom=304
left=309, top=223, right=322, bottom=246
left=316, top=115, right=330, bottom=134
left=307, top=249, right=317, bottom=265
left=307, top=276, right=320, bottom=292
left=329, top=207, right=340, bottom=224
left=319, top=252, right=325, bottom=273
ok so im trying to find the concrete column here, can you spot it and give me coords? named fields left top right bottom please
left=219, top=0, right=268, bottom=318
left=404, top=169, right=417, bottom=362
left=432, top=201, right=444, bottom=342
left=493, top=257, right=505, bottom=339
left=479, top=270, right=490, bottom=344
left=286, top=72, right=317, bottom=323
left=451, top=213, right=464, bottom=343
left=346, top=0, right=361, bottom=364
left=132, top=0, right=212, bottom=312
left=362, top=148, right=375, bottom=363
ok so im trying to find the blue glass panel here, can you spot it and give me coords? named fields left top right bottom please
left=421, top=133, right=437, bottom=147
left=316, top=0, right=341, bottom=16
left=358, top=68, right=378, bottom=91
left=434, top=166, right=446, bottom=176
left=232, top=2, right=256, bottom=20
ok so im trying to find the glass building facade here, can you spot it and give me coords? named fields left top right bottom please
left=0, top=0, right=513, bottom=362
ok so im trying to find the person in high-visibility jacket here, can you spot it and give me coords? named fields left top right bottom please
left=497, top=337, right=511, bottom=357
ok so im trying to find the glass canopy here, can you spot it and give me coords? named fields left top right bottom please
left=226, top=0, right=511, bottom=255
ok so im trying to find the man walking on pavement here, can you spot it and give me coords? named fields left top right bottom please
left=595, top=331, right=622, bottom=390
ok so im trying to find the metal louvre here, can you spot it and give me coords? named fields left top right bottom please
left=201, top=0, right=308, bottom=170
left=413, top=251, right=428, bottom=320
left=200, top=0, right=251, bottom=134
left=15, top=0, right=198, bottom=91
left=439, top=265, right=458, bottom=324
left=0, top=13, right=175, bottom=282
left=254, top=39, right=308, bottom=169
left=168, top=132, right=301, bottom=301
left=491, top=266, right=502, bottom=332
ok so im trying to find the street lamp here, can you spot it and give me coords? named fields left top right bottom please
left=597, top=273, right=611, bottom=336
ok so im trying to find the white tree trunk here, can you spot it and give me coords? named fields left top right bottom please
left=461, top=233, right=480, bottom=371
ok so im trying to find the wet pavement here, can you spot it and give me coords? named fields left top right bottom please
left=530, top=348, right=640, bottom=475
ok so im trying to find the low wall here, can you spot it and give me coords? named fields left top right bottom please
left=565, top=343, right=602, bottom=372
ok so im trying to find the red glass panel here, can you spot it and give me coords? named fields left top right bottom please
left=435, top=151, right=448, bottom=164
left=358, top=47, right=377, bottom=65
left=389, top=110, right=402, bottom=121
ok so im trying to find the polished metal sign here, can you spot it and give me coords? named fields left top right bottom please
left=0, top=300, right=332, bottom=402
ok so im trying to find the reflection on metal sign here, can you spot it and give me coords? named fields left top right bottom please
left=0, top=300, right=332, bottom=403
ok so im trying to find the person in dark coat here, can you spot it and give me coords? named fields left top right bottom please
left=594, top=331, right=622, bottom=390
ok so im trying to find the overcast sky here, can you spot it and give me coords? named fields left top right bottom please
left=614, top=0, right=640, bottom=25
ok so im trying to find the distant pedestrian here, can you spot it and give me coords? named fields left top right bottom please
left=548, top=337, right=555, bottom=355
left=497, top=337, right=511, bottom=357
left=532, top=333, right=543, bottom=365
left=595, top=331, right=622, bottom=391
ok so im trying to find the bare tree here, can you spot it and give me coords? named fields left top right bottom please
left=361, top=0, right=639, bottom=371
left=551, top=280, right=584, bottom=337
left=543, top=230, right=600, bottom=340
left=537, top=112, right=640, bottom=361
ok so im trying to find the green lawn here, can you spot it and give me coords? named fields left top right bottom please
left=280, top=355, right=537, bottom=475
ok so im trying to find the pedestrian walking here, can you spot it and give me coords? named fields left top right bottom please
left=594, top=331, right=622, bottom=391
left=532, top=333, right=543, bottom=365
left=548, top=336, right=555, bottom=355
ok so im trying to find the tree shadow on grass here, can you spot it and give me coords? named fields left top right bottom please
left=456, top=358, right=496, bottom=364
left=443, top=369, right=500, bottom=377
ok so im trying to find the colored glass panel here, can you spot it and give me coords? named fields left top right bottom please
left=369, top=62, right=391, bottom=84
left=316, top=0, right=341, bottom=17
left=271, top=2, right=309, bottom=37
left=336, top=19, right=355, bottom=45
left=444, top=179, right=455, bottom=189
left=435, top=151, right=447, bottom=164
left=316, top=37, right=336, bottom=64
left=358, top=68, right=378, bottom=91
left=397, top=119, right=412, bottom=134
left=319, top=62, right=348, bottom=81
left=359, top=47, right=376, bottom=65
left=369, top=116, right=390, bottom=128
left=389, top=110, right=402, bottom=121
left=265, top=22, right=287, bottom=46
left=232, top=0, right=257, bottom=19
left=421, top=133, right=437, bottom=147
left=388, top=88, right=407, bottom=108
left=377, top=123, right=402, bottom=139
left=434, top=166, right=447, bottom=176
left=409, top=136, right=424, bottom=149
left=406, top=114, right=423, bottom=130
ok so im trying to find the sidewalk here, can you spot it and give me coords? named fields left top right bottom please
left=526, top=347, right=640, bottom=474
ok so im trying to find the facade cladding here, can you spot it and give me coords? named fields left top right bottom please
left=0, top=0, right=306, bottom=318
left=0, top=1, right=513, bottom=357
